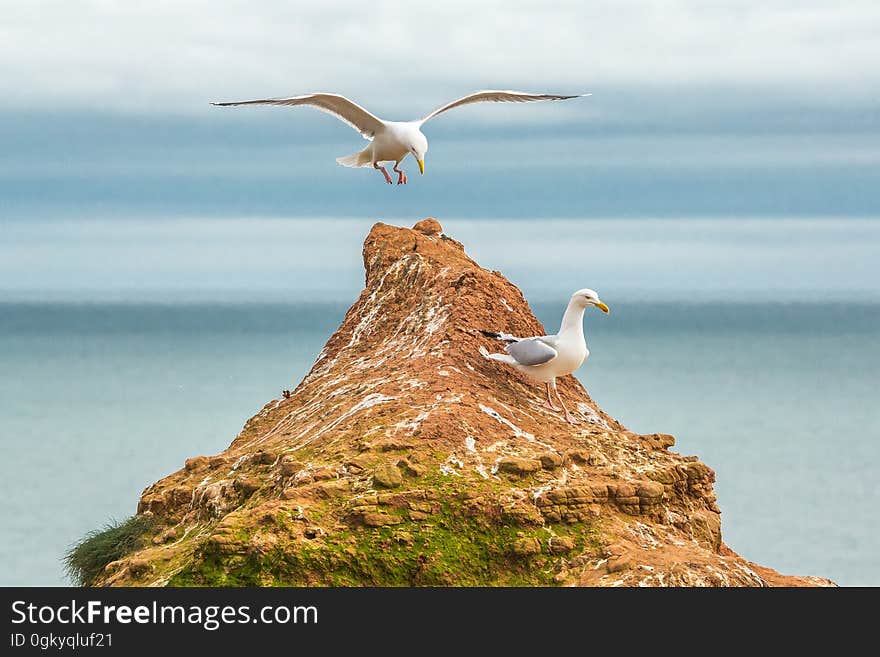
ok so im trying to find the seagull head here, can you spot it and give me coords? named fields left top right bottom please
left=408, top=131, right=428, bottom=175
left=571, top=288, right=609, bottom=314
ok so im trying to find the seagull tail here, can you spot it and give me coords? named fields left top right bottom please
left=336, top=148, right=372, bottom=168
left=479, top=345, right=518, bottom=365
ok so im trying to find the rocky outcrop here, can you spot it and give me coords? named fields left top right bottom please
left=94, top=218, right=833, bottom=587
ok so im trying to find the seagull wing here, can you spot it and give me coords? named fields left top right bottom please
left=505, top=336, right=558, bottom=366
left=211, top=93, right=385, bottom=140
left=419, top=90, right=587, bottom=125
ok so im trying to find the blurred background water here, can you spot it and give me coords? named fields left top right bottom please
left=1, top=217, right=877, bottom=586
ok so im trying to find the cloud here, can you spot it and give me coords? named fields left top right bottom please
left=3, top=1, right=879, bottom=116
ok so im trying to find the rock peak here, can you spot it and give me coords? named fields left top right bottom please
left=412, top=217, right=443, bottom=235
left=95, top=219, right=833, bottom=587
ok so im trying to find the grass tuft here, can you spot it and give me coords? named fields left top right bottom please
left=64, top=515, right=154, bottom=586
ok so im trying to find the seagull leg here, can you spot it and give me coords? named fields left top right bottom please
left=373, top=163, right=393, bottom=184
left=553, top=380, right=578, bottom=424
left=543, top=381, right=562, bottom=411
left=393, top=162, right=407, bottom=185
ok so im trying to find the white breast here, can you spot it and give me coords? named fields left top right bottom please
left=517, top=341, right=588, bottom=382
left=550, top=342, right=588, bottom=377
left=372, top=123, right=412, bottom=163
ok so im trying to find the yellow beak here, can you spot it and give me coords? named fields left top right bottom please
left=595, top=301, right=610, bottom=314
left=417, top=159, right=425, bottom=175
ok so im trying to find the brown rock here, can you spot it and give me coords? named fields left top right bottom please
left=646, top=467, right=679, bottom=485
left=608, top=483, right=636, bottom=499
left=549, top=536, right=575, bottom=554
left=311, top=467, right=336, bottom=481
left=497, top=457, right=542, bottom=476
left=413, top=218, right=442, bottom=235
left=233, top=478, right=261, bottom=496
left=152, top=528, right=180, bottom=545
left=399, top=459, right=427, bottom=478
left=684, top=461, right=713, bottom=482
left=543, top=510, right=562, bottom=523
left=374, top=438, right=417, bottom=451
left=315, top=480, right=349, bottom=499
left=279, top=455, right=303, bottom=476
left=606, top=554, right=633, bottom=574
left=603, top=542, right=628, bottom=557
left=408, top=501, right=435, bottom=514
left=126, top=559, right=153, bottom=579
left=563, top=486, right=592, bottom=501
left=589, top=483, right=609, bottom=498
left=501, top=501, right=543, bottom=526
left=512, top=537, right=542, bottom=556
left=539, top=453, right=563, bottom=469
left=251, top=450, right=275, bottom=465
left=566, top=449, right=607, bottom=466
left=345, top=456, right=370, bottom=473
left=184, top=456, right=210, bottom=472
left=362, top=512, right=402, bottom=527
left=378, top=492, right=411, bottom=508
left=637, top=481, right=665, bottom=500
left=392, top=530, right=413, bottom=545
left=373, top=463, right=404, bottom=488
left=566, top=450, right=589, bottom=464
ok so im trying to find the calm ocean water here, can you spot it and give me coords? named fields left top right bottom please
left=1, top=218, right=878, bottom=586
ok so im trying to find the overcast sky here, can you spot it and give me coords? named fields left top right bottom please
left=2, top=1, right=879, bottom=222
left=3, top=1, right=879, bottom=117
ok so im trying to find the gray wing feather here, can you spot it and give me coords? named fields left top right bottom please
left=419, top=90, right=586, bottom=125
left=211, top=93, right=384, bottom=140
left=506, top=337, right=558, bottom=366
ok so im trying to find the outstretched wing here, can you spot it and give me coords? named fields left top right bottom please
left=506, top=337, right=558, bottom=366
left=211, top=93, right=384, bottom=140
left=419, top=90, right=587, bottom=125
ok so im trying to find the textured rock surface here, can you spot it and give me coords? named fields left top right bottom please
left=96, top=219, right=834, bottom=587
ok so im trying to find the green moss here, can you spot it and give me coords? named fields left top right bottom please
left=64, top=515, right=155, bottom=586
left=169, top=488, right=602, bottom=587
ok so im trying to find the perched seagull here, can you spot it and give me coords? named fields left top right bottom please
left=211, top=90, right=587, bottom=184
left=480, top=289, right=609, bottom=424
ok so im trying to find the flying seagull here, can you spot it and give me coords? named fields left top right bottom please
left=211, top=90, right=588, bottom=184
left=480, top=288, right=609, bottom=424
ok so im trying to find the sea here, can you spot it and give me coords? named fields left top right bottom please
left=1, top=217, right=878, bottom=586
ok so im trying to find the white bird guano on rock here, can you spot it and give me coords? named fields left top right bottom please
left=480, top=289, right=609, bottom=424
left=211, top=90, right=588, bottom=184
